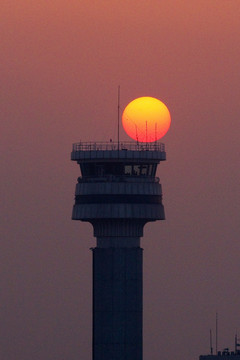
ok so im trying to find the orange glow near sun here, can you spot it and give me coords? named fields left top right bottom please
left=122, top=97, right=171, bottom=142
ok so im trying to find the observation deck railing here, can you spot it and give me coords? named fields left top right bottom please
left=72, top=141, right=165, bottom=152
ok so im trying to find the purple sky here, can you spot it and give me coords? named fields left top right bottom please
left=1, top=1, right=240, bottom=359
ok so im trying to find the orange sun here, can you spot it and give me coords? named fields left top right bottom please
left=122, top=97, right=171, bottom=142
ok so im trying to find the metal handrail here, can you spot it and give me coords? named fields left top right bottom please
left=72, top=141, right=165, bottom=152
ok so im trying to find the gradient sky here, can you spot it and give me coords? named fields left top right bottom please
left=1, top=1, right=240, bottom=360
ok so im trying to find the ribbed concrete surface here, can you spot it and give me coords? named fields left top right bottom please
left=75, top=181, right=162, bottom=196
left=93, top=247, right=143, bottom=360
left=72, top=203, right=165, bottom=220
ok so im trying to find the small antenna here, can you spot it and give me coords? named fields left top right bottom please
left=117, top=85, right=120, bottom=150
left=216, top=312, right=218, bottom=355
left=235, top=331, right=239, bottom=354
left=135, top=124, right=139, bottom=145
left=210, top=329, right=213, bottom=355
left=155, top=122, right=157, bottom=143
left=146, top=120, right=148, bottom=146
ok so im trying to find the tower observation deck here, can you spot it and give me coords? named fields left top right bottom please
left=71, top=141, right=166, bottom=360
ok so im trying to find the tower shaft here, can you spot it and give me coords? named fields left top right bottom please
left=93, top=245, right=142, bottom=360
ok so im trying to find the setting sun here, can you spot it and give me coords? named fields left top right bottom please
left=122, top=97, right=171, bottom=142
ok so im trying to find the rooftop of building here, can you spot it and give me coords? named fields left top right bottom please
left=200, top=354, right=240, bottom=359
left=200, top=349, right=240, bottom=359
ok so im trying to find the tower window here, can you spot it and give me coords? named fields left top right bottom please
left=80, top=162, right=157, bottom=177
left=124, top=165, right=132, bottom=175
left=141, top=165, right=147, bottom=175
left=133, top=165, right=141, bottom=176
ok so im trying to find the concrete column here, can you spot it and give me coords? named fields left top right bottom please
left=92, top=245, right=143, bottom=360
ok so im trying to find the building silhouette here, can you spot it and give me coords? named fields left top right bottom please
left=200, top=350, right=240, bottom=360
left=200, top=336, right=240, bottom=360
left=71, top=141, right=166, bottom=360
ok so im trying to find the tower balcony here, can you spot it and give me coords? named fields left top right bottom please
left=71, top=141, right=166, bottom=162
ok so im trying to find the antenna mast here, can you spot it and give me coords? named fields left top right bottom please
left=146, top=120, right=148, bottom=146
left=135, top=124, right=139, bottom=145
left=210, top=329, right=213, bottom=355
left=216, top=312, right=218, bottom=355
left=235, top=332, right=239, bottom=354
left=118, top=85, right=120, bottom=150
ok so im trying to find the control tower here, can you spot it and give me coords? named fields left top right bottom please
left=71, top=141, right=166, bottom=360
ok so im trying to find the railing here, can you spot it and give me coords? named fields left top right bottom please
left=72, top=141, right=165, bottom=152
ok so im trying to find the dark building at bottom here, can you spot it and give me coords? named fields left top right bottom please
left=200, top=337, right=240, bottom=360
left=200, top=352, right=240, bottom=360
left=199, top=351, right=240, bottom=360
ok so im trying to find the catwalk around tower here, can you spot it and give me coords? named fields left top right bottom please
left=71, top=141, right=166, bottom=360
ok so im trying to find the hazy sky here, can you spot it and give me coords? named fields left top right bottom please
left=1, top=1, right=240, bottom=360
